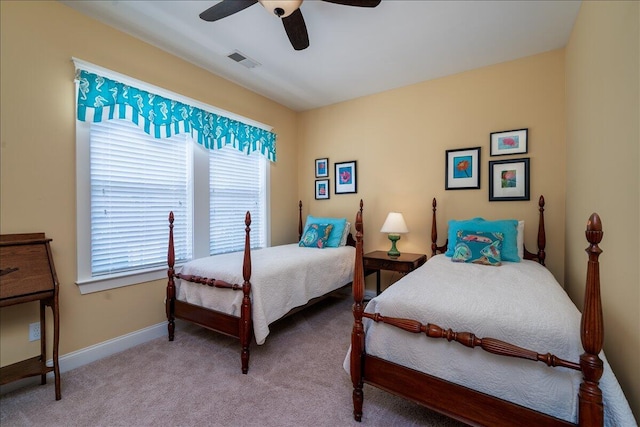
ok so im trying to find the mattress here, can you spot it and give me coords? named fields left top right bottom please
left=179, top=243, right=355, bottom=344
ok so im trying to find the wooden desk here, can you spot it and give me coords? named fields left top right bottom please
left=0, top=233, right=61, bottom=400
left=363, top=250, right=427, bottom=295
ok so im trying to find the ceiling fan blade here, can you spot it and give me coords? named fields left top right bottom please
left=282, top=9, right=309, bottom=51
left=200, top=0, right=258, bottom=22
left=320, top=0, right=381, bottom=7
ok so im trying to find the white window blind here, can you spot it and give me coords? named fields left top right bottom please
left=90, top=119, right=193, bottom=276
left=209, top=147, right=267, bottom=254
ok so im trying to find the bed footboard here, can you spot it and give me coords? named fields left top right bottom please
left=166, top=211, right=253, bottom=373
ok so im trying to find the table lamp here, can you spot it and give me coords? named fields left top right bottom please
left=380, top=212, right=409, bottom=258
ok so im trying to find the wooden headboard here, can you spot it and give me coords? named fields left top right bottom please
left=430, top=195, right=547, bottom=265
left=298, top=199, right=360, bottom=247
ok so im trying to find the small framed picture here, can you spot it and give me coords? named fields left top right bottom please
left=315, top=179, right=330, bottom=200
left=489, top=158, right=530, bottom=201
left=334, top=160, right=357, bottom=194
left=315, top=158, right=329, bottom=178
left=445, top=147, right=481, bottom=190
left=490, top=128, right=528, bottom=156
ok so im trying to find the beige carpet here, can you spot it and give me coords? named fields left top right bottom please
left=0, top=292, right=464, bottom=427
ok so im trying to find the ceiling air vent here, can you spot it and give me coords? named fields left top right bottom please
left=227, top=51, right=260, bottom=69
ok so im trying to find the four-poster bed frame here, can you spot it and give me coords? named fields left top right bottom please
left=350, top=196, right=606, bottom=426
left=167, top=201, right=357, bottom=374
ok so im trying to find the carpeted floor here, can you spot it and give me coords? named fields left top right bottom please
left=0, top=292, right=464, bottom=427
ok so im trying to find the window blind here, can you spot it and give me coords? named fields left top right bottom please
left=209, top=147, right=266, bottom=254
left=90, top=119, right=193, bottom=276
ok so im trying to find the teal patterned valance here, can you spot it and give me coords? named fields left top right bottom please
left=75, top=70, right=276, bottom=161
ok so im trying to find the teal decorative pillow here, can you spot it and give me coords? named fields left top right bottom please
left=446, top=218, right=519, bottom=262
left=299, top=223, right=334, bottom=248
left=451, top=230, right=503, bottom=266
left=302, top=215, right=347, bottom=248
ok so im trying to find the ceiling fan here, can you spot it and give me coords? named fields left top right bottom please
left=199, top=0, right=381, bottom=51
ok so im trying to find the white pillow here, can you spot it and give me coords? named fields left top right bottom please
left=339, top=221, right=351, bottom=246
left=517, top=220, right=525, bottom=260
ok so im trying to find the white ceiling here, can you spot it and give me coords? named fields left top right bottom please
left=60, top=0, right=581, bottom=112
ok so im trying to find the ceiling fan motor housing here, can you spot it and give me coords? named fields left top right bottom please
left=259, top=0, right=303, bottom=18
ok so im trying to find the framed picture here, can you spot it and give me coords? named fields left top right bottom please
left=315, top=158, right=329, bottom=178
left=490, top=128, right=528, bottom=156
left=334, top=160, right=357, bottom=194
left=445, top=147, right=481, bottom=190
left=489, top=158, right=530, bottom=201
left=315, top=179, right=330, bottom=200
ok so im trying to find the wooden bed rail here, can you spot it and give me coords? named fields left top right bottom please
left=361, top=311, right=581, bottom=371
left=172, top=210, right=252, bottom=291
left=352, top=202, right=606, bottom=426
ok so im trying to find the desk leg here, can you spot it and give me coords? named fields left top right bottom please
left=39, top=300, right=47, bottom=386
left=52, top=295, right=61, bottom=400
left=376, top=270, right=381, bottom=295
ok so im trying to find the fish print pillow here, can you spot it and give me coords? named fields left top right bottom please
left=451, top=230, right=503, bottom=266
left=299, top=223, right=334, bottom=248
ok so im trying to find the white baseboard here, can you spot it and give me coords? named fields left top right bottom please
left=1, top=321, right=167, bottom=396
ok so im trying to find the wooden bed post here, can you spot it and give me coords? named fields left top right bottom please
left=167, top=211, right=176, bottom=341
left=430, top=198, right=448, bottom=256
left=298, top=200, right=303, bottom=241
left=431, top=198, right=438, bottom=257
left=578, top=213, right=604, bottom=427
left=351, top=200, right=365, bottom=421
left=240, top=211, right=253, bottom=374
left=536, top=195, right=547, bottom=265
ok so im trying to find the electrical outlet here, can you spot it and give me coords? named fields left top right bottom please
left=29, top=322, right=41, bottom=342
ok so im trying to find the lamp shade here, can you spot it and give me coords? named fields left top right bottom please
left=380, top=212, right=409, bottom=234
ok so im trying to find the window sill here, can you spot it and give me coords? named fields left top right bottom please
left=76, top=266, right=178, bottom=294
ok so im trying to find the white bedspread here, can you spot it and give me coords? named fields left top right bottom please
left=344, top=254, right=635, bottom=426
left=178, top=244, right=355, bottom=345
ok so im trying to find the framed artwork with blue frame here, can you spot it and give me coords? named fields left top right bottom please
left=445, top=147, right=481, bottom=190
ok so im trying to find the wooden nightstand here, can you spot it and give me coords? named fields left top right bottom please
left=363, top=250, right=427, bottom=295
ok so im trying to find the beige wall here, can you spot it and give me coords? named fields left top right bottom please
left=1, top=0, right=637, bottom=421
left=0, top=1, right=299, bottom=365
left=565, top=0, right=639, bottom=419
left=299, top=50, right=567, bottom=285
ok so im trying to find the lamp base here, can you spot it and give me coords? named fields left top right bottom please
left=387, top=234, right=401, bottom=258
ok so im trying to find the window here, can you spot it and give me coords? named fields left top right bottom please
left=77, top=119, right=269, bottom=294
left=74, top=60, right=272, bottom=294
